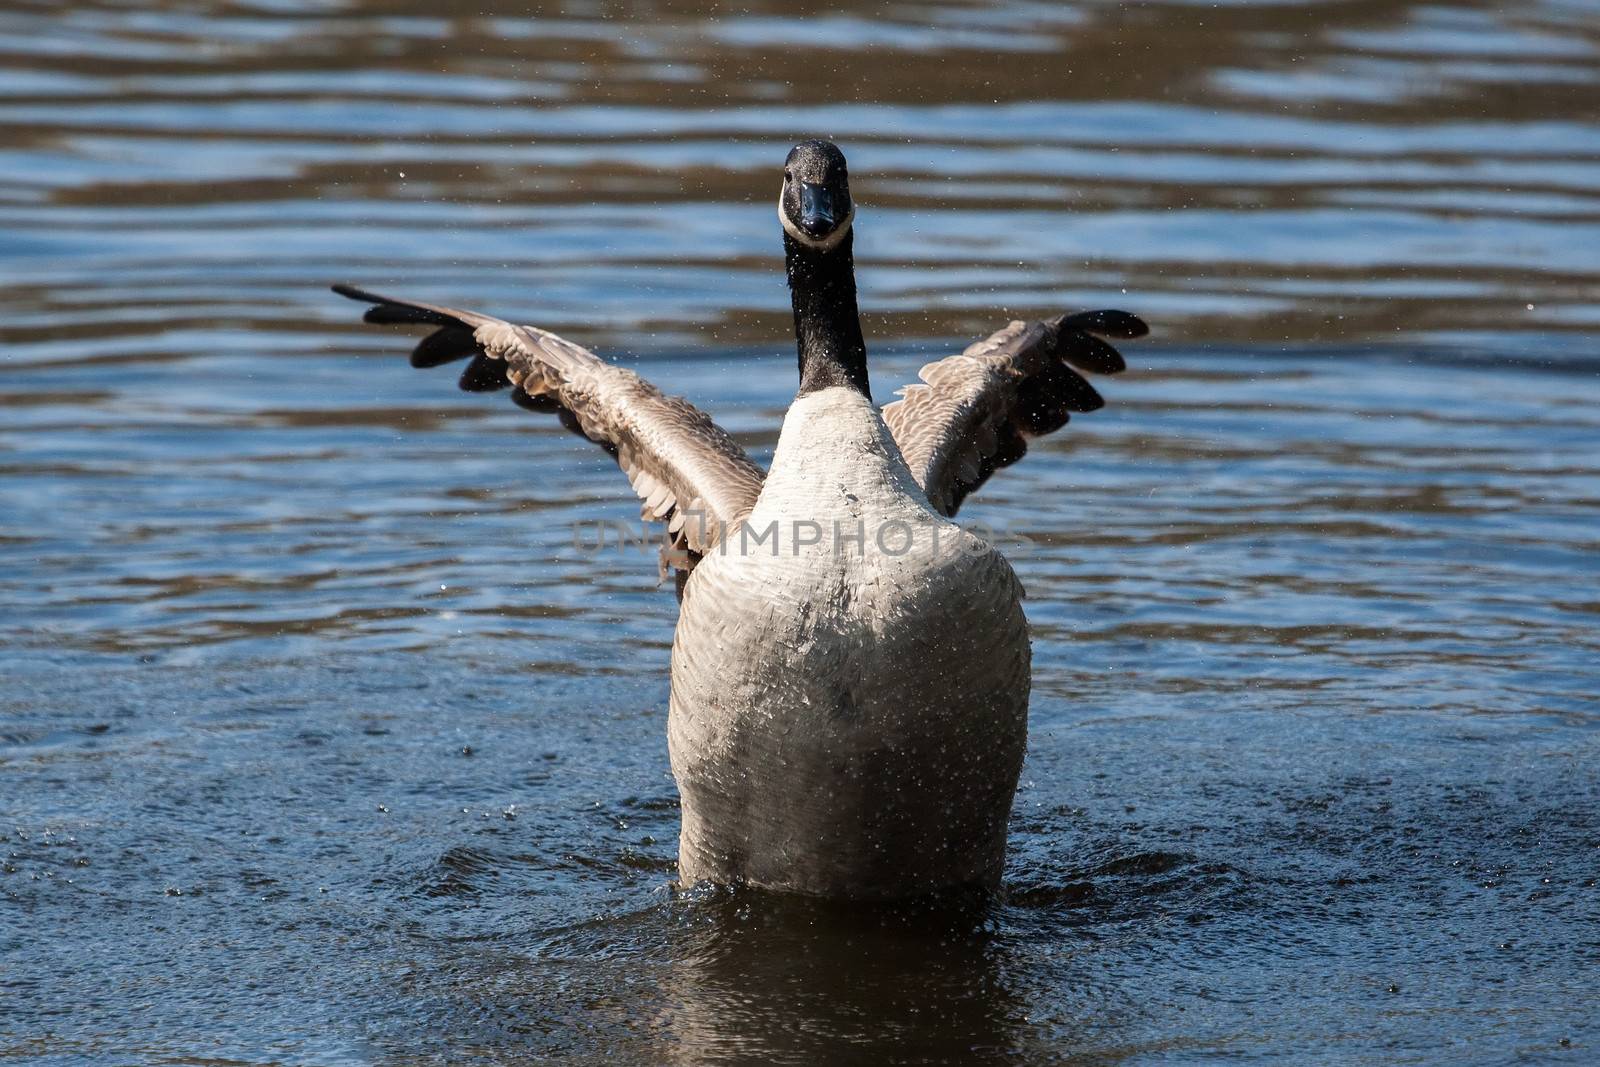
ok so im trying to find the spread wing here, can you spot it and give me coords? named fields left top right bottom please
left=333, top=285, right=765, bottom=588
left=881, top=310, right=1146, bottom=516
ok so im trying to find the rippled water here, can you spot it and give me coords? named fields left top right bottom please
left=3, top=1, right=1599, bottom=1063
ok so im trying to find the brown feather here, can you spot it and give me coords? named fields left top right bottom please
left=882, top=309, right=1143, bottom=517
left=458, top=352, right=511, bottom=392
left=410, top=327, right=480, bottom=368
left=333, top=284, right=766, bottom=587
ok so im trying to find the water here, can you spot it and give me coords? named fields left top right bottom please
left=2, top=0, right=1599, bottom=1063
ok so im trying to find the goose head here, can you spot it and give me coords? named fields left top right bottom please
left=779, top=140, right=854, bottom=251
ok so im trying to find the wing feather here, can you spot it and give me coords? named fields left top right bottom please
left=333, top=284, right=765, bottom=584
left=882, top=310, right=1146, bottom=516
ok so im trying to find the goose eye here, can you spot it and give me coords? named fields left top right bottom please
left=784, top=169, right=792, bottom=182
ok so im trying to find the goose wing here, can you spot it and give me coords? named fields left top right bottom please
left=333, top=285, right=765, bottom=583
left=881, top=310, right=1146, bottom=517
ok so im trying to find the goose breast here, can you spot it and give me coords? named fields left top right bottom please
left=667, top=387, right=1031, bottom=897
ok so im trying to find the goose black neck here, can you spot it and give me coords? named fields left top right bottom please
left=785, top=230, right=870, bottom=399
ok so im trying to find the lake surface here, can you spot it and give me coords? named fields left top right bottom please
left=2, top=0, right=1598, bottom=1063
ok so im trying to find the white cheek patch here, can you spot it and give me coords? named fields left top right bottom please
left=777, top=197, right=856, bottom=251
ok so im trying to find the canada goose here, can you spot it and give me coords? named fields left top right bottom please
left=333, top=139, right=1146, bottom=899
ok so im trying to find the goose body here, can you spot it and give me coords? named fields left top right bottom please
left=333, top=140, right=1146, bottom=899
left=671, top=386, right=1029, bottom=896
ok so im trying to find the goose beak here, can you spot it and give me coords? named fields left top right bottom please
left=799, top=182, right=837, bottom=238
